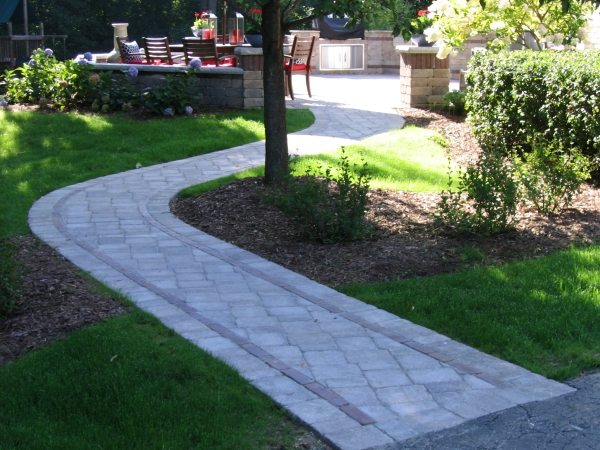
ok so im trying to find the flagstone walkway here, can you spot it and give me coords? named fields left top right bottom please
left=29, top=75, right=575, bottom=450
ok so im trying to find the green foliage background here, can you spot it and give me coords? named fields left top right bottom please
left=18, top=0, right=431, bottom=57
left=26, top=0, right=208, bottom=55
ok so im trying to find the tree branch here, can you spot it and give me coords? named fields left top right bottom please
left=282, top=0, right=303, bottom=20
left=283, top=14, right=319, bottom=31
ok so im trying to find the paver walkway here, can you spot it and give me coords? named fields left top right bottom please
left=29, top=75, right=575, bottom=450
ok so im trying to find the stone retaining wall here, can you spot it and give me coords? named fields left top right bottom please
left=89, top=48, right=265, bottom=110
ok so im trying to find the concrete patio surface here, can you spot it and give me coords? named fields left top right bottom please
left=29, top=75, right=577, bottom=450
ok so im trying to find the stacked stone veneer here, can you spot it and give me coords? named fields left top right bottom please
left=398, top=46, right=450, bottom=108
left=235, top=47, right=264, bottom=109
left=290, top=30, right=403, bottom=74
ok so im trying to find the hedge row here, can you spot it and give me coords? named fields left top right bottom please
left=465, top=50, right=600, bottom=162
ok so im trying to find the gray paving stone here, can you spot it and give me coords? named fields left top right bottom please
left=398, top=407, right=464, bottom=434
left=406, top=368, right=463, bottom=385
left=310, top=415, right=363, bottom=437
left=374, top=419, right=419, bottom=442
left=326, top=376, right=370, bottom=389
left=458, top=389, right=519, bottom=414
left=246, top=331, right=287, bottom=346
left=344, top=349, right=399, bottom=370
left=330, top=386, right=379, bottom=406
left=325, top=424, right=395, bottom=450
left=311, top=364, right=362, bottom=381
left=304, top=350, right=348, bottom=366
left=336, top=337, right=379, bottom=352
left=287, top=399, right=350, bottom=425
left=432, top=391, right=490, bottom=420
left=261, top=345, right=303, bottom=360
left=377, top=385, right=432, bottom=405
left=364, top=369, right=412, bottom=388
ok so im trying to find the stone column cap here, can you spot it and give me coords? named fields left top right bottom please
left=396, top=45, right=439, bottom=54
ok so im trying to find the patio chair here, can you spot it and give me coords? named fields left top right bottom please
left=117, top=36, right=146, bottom=64
left=181, top=37, right=235, bottom=67
left=284, top=35, right=316, bottom=100
left=142, top=37, right=184, bottom=65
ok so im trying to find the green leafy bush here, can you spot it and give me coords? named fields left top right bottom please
left=512, top=135, right=592, bottom=214
left=140, top=70, right=203, bottom=115
left=435, top=149, right=521, bottom=235
left=89, top=71, right=139, bottom=112
left=262, top=148, right=372, bottom=243
left=0, top=238, right=24, bottom=317
left=2, top=51, right=202, bottom=115
left=3, top=49, right=66, bottom=104
left=465, top=50, right=600, bottom=169
left=442, top=90, right=466, bottom=116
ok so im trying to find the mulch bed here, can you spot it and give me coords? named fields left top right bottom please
left=0, top=236, right=130, bottom=367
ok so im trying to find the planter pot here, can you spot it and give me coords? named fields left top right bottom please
left=245, top=34, right=262, bottom=48
left=191, top=27, right=202, bottom=37
left=410, top=34, right=433, bottom=47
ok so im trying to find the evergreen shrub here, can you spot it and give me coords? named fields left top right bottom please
left=466, top=50, right=600, bottom=168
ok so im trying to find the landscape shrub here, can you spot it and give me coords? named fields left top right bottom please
left=2, top=48, right=78, bottom=105
left=2, top=50, right=202, bottom=114
left=0, top=238, right=24, bottom=317
left=262, top=148, right=372, bottom=243
left=512, top=135, right=592, bottom=214
left=140, top=70, right=203, bottom=115
left=465, top=50, right=600, bottom=170
left=435, top=149, right=521, bottom=235
left=441, top=90, right=466, bottom=116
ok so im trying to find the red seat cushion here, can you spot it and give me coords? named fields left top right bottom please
left=202, top=59, right=234, bottom=68
left=284, top=63, right=310, bottom=72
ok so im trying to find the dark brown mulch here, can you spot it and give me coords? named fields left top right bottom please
left=170, top=108, right=600, bottom=287
left=0, top=235, right=130, bottom=367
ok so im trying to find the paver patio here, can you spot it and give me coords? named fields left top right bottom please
left=29, top=75, right=575, bottom=450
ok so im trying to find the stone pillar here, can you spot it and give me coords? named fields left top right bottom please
left=396, top=45, right=450, bottom=109
left=235, top=47, right=264, bottom=109
left=106, top=23, right=129, bottom=63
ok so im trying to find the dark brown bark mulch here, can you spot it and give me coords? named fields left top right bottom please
left=0, top=236, right=130, bottom=367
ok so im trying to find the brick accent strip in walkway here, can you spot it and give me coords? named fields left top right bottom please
left=29, top=76, right=575, bottom=450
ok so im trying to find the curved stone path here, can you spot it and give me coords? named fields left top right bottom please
left=29, top=75, right=576, bottom=450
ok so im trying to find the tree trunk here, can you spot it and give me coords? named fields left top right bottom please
left=262, top=0, right=288, bottom=185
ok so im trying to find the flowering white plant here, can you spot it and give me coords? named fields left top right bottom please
left=424, top=0, right=595, bottom=58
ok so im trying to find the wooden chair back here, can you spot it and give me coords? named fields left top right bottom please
left=142, top=37, right=179, bottom=64
left=284, top=35, right=316, bottom=100
left=288, top=35, right=315, bottom=71
left=182, top=37, right=219, bottom=65
left=182, top=37, right=234, bottom=67
left=116, top=36, right=146, bottom=63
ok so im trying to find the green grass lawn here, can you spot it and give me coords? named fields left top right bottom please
left=178, top=125, right=455, bottom=198
left=0, top=107, right=315, bottom=449
left=0, top=310, right=300, bottom=449
left=340, top=245, right=600, bottom=381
